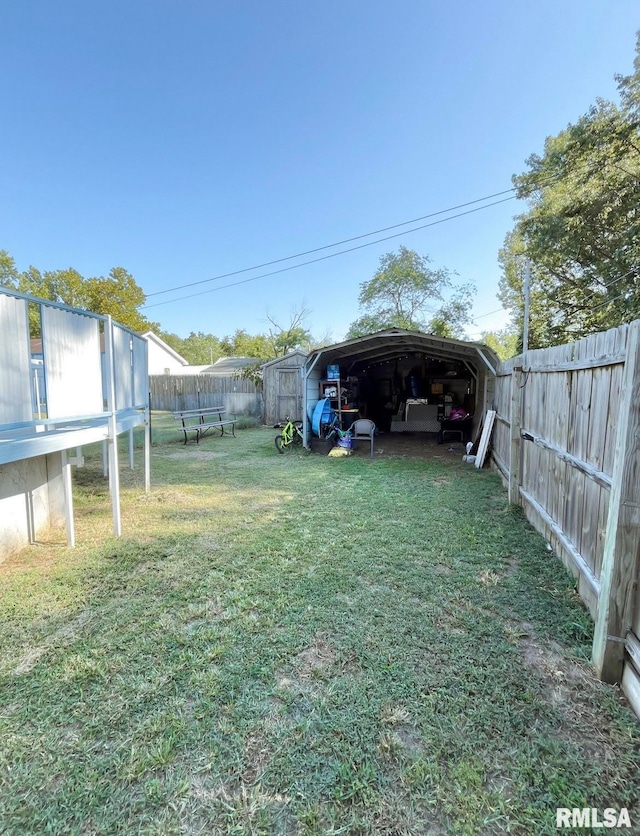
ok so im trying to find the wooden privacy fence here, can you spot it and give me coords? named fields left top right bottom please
left=492, top=320, right=640, bottom=712
left=149, top=375, right=263, bottom=418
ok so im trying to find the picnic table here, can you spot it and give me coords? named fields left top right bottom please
left=173, top=406, right=237, bottom=444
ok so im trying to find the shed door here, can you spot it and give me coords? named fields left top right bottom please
left=277, top=368, right=302, bottom=422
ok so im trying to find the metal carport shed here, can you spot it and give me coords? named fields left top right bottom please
left=302, top=329, right=498, bottom=448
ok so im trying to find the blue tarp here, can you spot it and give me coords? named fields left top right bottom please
left=311, top=398, right=335, bottom=437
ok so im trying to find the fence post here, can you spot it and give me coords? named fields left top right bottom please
left=509, top=365, right=523, bottom=505
left=593, top=319, right=640, bottom=683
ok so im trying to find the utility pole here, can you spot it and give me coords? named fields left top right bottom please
left=523, top=260, right=531, bottom=356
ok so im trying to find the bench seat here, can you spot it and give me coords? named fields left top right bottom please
left=173, top=409, right=237, bottom=444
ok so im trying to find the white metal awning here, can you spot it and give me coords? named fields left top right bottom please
left=304, top=328, right=498, bottom=377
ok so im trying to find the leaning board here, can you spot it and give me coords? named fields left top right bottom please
left=475, top=409, right=496, bottom=469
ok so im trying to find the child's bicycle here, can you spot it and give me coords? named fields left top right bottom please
left=274, top=417, right=304, bottom=453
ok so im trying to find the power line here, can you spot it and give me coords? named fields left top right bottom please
left=143, top=155, right=625, bottom=311
left=143, top=195, right=517, bottom=310
left=472, top=306, right=507, bottom=321
left=588, top=287, right=637, bottom=314
left=143, top=157, right=613, bottom=308
left=145, top=188, right=518, bottom=300
left=563, top=267, right=638, bottom=315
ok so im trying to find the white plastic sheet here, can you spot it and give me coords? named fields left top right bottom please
left=41, top=306, right=103, bottom=418
left=0, top=295, right=33, bottom=422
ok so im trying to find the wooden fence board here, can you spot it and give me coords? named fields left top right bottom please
left=149, top=374, right=263, bottom=416
left=603, top=363, right=623, bottom=476
left=594, top=488, right=610, bottom=581
left=495, top=321, right=640, bottom=697
left=593, top=319, right=640, bottom=683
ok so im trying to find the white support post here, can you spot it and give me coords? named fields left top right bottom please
left=104, top=317, right=122, bottom=537
left=129, top=429, right=135, bottom=469
left=144, top=409, right=151, bottom=492
left=523, top=260, right=530, bottom=355
left=61, top=449, right=76, bottom=548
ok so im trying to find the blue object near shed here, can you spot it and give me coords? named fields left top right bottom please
left=311, top=398, right=334, bottom=436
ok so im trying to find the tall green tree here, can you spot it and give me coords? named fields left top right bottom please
left=480, top=328, right=519, bottom=361
left=346, top=246, right=475, bottom=339
left=85, top=267, right=156, bottom=332
left=164, top=331, right=223, bottom=365
left=0, top=250, right=19, bottom=288
left=3, top=254, right=157, bottom=333
left=499, top=34, right=640, bottom=348
left=19, top=267, right=88, bottom=309
left=219, top=329, right=273, bottom=360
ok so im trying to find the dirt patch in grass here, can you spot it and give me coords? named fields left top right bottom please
left=372, top=433, right=467, bottom=459
left=518, top=622, right=584, bottom=686
left=517, top=622, right=621, bottom=757
left=294, top=637, right=336, bottom=678
left=12, top=610, right=92, bottom=675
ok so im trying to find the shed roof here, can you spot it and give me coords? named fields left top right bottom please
left=201, top=356, right=258, bottom=375
left=305, top=329, right=499, bottom=375
left=261, top=350, right=308, bottom=370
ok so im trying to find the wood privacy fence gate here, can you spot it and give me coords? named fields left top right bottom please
left=493, top=320, right=640, bottom=717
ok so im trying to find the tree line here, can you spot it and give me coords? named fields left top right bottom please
left=0, top=250, right=318, bottom=366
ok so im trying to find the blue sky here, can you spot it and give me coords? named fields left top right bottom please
left=1, top=1, right=638, bottom=344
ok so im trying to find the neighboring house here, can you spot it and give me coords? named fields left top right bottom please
left=140, top=331, right=193, bottom=375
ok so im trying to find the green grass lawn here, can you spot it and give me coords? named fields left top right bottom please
left=1, top=415, right=638, bottom=835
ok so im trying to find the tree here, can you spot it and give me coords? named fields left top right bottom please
left=0, top=250, right=19, bottom=288
left=480, top=328, right=519, bottom=361
left=220, top=329, right=272, bottom=360
left=264, top=304, right=312, bottom=356
left=164, top=331, right=223, bottom=365
left=3, top=251, right=157, bottom=333
left=428, top=284, right=476, bottom=339
left=346, top=246, right=475, bottom=338
left=85, top=267, right=156, bottom=332
left=499, top=34, right=640, bottom=347
left=19, top=267, right=88, bottom=309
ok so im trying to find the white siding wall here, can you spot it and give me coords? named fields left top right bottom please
left=133, top=337, right=149, bottom=405
left=113, top=325, right=133, bottom=410
left=146, top=340, right=187, bottom=375
left=0, top=295, right=32, bottom=423
left=41, top=307, right=103, bottom=418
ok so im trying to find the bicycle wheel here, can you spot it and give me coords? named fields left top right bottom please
left=275, top=434, right=288, bottom=453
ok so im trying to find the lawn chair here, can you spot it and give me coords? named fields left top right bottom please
left=348, top=418, right=376, bottom=458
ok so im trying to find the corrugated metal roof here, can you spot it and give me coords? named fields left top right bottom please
left=305, top=329, right=499, bottom=374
